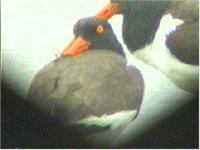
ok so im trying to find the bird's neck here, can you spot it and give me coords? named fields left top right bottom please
left=107, top=30, right=126, bottom=57
left=122, top=1, right=169, bottom=51
left=112, top=40, right=125, bottom=57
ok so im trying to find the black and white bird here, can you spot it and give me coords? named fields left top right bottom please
left=96, top=0, right=199, bottom=94
left=27, top=17, right=144, bottom=147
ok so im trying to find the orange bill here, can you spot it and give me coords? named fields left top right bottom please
left=62, top=37, right=91, bottom=56
left=95, top=2, right=121, bottom=20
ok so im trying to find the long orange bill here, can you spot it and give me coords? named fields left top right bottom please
left=95, top=2, right=121, bottom=20
left=62, top=37, right=91, bottom=56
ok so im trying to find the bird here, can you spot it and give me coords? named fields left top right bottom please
left=27, top=17, right=144, bottom=148
left=96, top=0, right=199, bottom=94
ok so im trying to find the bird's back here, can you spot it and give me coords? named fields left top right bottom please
left=27, top=50, right=144, bottom=125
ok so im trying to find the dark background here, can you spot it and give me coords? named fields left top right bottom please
left=1, top=82, right=199, bottom=148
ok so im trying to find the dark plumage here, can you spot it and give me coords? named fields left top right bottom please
left=165, top=0, right=199, bottom=65
left=27, top=17, right=144, bottom=147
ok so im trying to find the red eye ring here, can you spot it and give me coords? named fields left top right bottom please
left=96, top=25, right=105, bottom=34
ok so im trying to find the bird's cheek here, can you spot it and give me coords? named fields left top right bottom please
left=61, top=37, right=91, bottom=57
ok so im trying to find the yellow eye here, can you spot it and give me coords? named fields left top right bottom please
left=96, top=25, right=105, bottom=34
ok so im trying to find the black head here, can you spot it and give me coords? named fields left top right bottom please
left=111, top=0, right=132, bottom=14
left=62, top=17, right=124, bottom=57
left=111, top=0, right=169, bottom=15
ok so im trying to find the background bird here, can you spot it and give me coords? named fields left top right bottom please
left=96, top=0, right=199, bottom=94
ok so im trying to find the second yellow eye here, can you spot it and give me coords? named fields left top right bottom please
left=96, top=25, right=105, bottom=34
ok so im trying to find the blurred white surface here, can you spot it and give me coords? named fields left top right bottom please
left=2, top=0, right=108, bottom=96
left=2, top=0, right=195, bottom=147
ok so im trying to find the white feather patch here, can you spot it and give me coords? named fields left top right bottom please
left=75, top=110, right=137, bottom=130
